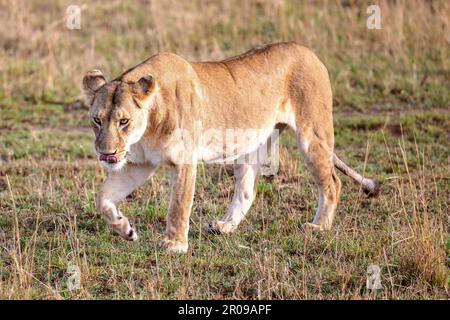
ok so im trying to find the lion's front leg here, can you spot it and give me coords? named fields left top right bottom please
left=97, top=163, right=156, bottom=241
left=161, top=164, right=197, bottom=253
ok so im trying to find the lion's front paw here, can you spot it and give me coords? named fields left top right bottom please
left=111, top=217, right=138, bottom=241
left=208, top=220, right=237, bottom=234
left=302, top=222, right=325, bottom=232
left=160, top=238, right=188, bottom=253
left=124, top=227, right=138, bottom=241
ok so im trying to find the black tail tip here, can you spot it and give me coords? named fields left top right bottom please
left=363, top=180, right=381, bottom=198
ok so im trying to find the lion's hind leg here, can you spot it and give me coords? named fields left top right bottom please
left=209, top=163, right=260, bottom=234
left=296, top=126, right=341, bottom=231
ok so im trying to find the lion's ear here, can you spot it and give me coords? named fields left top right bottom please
left=132, top=75, right=156, bottom=108
left=133, top=75, right=155, bottom=95
left=82, top=69, right=106, bottom=105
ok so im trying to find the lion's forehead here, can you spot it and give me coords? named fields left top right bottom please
left=92, top=82, right=135, bottom=117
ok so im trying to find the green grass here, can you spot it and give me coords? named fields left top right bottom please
left=0, top=102, right=448, bottom=299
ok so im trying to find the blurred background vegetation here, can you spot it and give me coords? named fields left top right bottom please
left=0, top=0, right=448, bottom=112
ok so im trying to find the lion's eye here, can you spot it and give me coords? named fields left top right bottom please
left=93, top=117, right=102, bottom=126
left=119, top=119, right=129, bottom=126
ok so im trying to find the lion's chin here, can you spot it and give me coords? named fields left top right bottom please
left=101, top=159, right=127, bottom=172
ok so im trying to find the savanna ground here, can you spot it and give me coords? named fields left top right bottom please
left=0, top=0, right=448, bottom=299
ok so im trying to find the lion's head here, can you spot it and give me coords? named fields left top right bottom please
left=82, top=70, right=156, bottom=171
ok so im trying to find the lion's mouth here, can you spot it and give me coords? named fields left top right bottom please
left=99, top=151, right=128, bottom=164
left=99, top=154, right=118, bottom=163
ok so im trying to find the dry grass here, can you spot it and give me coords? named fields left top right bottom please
left=0, top=0, right=448, bottom=299
left=1, top=0, right=448, bottom=110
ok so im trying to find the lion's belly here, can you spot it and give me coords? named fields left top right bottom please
left=196, top=126, right=276, bottom=164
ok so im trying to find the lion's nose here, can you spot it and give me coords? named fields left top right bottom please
left=99, top=151, right=118, bottom=164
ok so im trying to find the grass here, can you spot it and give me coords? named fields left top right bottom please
left=1, top=105, right=448, bottom=299
left=1, top=0, right=449, bottom=110
left=0, top=0, right=449, bottom=299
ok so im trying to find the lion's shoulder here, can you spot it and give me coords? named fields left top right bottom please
left=120, top=52, right=193, bottom=83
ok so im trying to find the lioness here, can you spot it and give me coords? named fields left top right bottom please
left=83, top=42, right=379, bottom=253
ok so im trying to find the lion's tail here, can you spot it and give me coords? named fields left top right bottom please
left=333, top=153, right=380, bottom=197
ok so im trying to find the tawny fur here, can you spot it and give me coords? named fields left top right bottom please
left=83, top=42, right=379, bottom=253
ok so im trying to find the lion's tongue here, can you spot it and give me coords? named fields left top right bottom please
left=99, top=154, right=118, bottom=164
